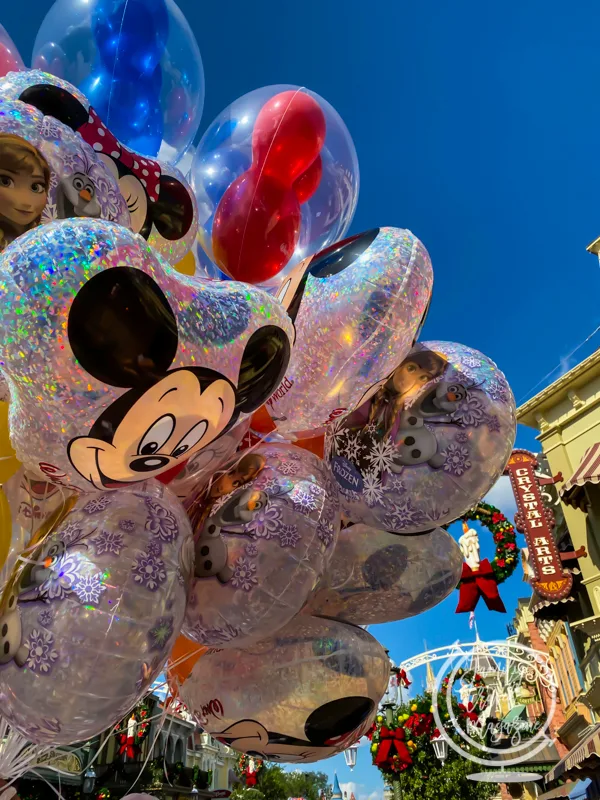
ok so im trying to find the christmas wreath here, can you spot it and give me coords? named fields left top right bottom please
left=117, top=700, right=151, bottom=759
left=462, top=502, right=519, bottom=584
left=238, top=753, right=264, bottom=786
left=368, top=696, right=436, bottom=776
left=442, top=668, right=488, bottom=726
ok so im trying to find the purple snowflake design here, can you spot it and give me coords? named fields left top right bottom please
left=231, top=558, right=258, bottom=591
left=148, top=615, right=175, bottom=651
left=59, top=522, right=85, bottom=546
left=243, top=504, right=283, bottom=539
left=37, top=608, right=54, bottom=629
left=451, top=392, right=486, bottom=428
left=132, top=551, right=167, bottom=591
left=442, top=442, right=472, bottom=477
left=277, top=460, right=300, bottom=476
left=119, top=519, right=136, bottom=533
left=486, top=415, right=501, bottom=433
left=92, top=530, right=125, bottom=557
left=146, top=540, right=163, bottom=557
left=24, top=628, right=58, bottom=674
left=39, top=552, right=81, bottom=602
left=145, top=499, right=179, bottom=542
left=82, top=495, right=112, bottom=515
left=317, top=518, right=335, bottom=548
left=279, top=524, right=300, bottom=548
left=383, top=495, right=427, bottom=532
left=74, top=573, right=106, bottom=605
left=245, top=542, right=259, bottom=558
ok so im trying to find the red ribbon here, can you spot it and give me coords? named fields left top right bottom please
left=393, top=668, right=412, bottom=689
left=404, top=712, right=434, bottom=737
left=458, top=702, right=480, bottom=726
left=374, top=727, right=412, bottom=771
left=245, top=771, right=257, bottom=787
left=119, top=734, right=135, bottom=760
left=455, top=559, right=506, bottom=614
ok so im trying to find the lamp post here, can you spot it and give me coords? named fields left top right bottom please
left=344, top=742, right=358, bottom=770
left=431, top=734, right=448, bottom=767
left=82, top=765, right=96, bottom=797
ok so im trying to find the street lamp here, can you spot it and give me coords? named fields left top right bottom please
left=191, top=788, right=199, bottom=796
left=344, top=742, right=358, bottom=770
left=82, top=766, right=96, bottom=795
left=431, top=734, right=448, bottom=767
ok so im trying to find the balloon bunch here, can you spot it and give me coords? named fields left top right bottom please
left=0, top=1, right=516, bottom=776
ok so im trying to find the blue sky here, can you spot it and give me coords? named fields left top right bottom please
left=4, top=0, right=600, bottom=796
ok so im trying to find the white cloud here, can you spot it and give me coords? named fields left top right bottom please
left=484, top=475, right=517, bottom=518
left=340, top=783, right=383, bottom=800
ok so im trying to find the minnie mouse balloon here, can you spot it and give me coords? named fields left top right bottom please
left=1, top=70, right=198, bottom=264
left=180, top=615, right=389, bottom=763
left=0, top=99, right=129, bottom=252
left=303, top=524, right=463, bottom=625
left=265, top=228, right=433, bottom=435
left=183, top=444, right=340, bottom=648
left=325, top=341, right=516, bottom=533
left=0, top=218, right=292, bottom=493
left=0, top=481, right=192, bottom=745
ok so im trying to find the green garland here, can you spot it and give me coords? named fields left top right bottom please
left=461, top=502, right=519, bottom=584
left=442, top=668, right=488, bottom=716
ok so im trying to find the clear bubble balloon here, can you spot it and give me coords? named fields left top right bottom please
left=303, top=524, right=463, bottom=625
left=191, top=85, right=359, bottom=286
left=180, top=615, right=389, bottom=763
left=182, top=444, right=340, bottom=648
left=0, top=481, right=192, bottom=745
left=0, top=24, right=25, bottom=78
left=325, top=341, right=516, bottom=533
left=32, top=0, right=204, bottom=159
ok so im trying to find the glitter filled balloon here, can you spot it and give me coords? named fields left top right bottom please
left=0, top=481, right=193, bottom=745
left=303, top=525, right=463, bottom=625
left=182, top=444, right=340, bottom=648
left=0, top=98, right=129, bottom=252
left=180, top=615, right=389, bottom=763
left=191, top=84, right=358, bottom=287
left=325, top=341, right=516, bottom=533
left=265, top=228, right=433, bottom=435
left=0, top=70, right=198, bottom=265
left=0, top=218, right=293, bottom=493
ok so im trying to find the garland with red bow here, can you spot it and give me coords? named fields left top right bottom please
left=368, top=697, right=436, bottom=776
left=454, top=503, right=519, bottom=613
left=238, top=754, right=264, bottom=786
left=117, top=701, right=150, bottom=760
left=441, top=668, right=488, bottom=727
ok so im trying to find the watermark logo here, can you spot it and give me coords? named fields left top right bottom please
left=428, top=640, right=558, bottom=768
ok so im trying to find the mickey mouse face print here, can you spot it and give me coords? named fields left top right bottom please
left=0, top=218, right=293, bottom=492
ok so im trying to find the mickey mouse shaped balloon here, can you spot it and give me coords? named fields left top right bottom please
left=0, top=70, right=198, bottom=264
left=266, top=227, right=433, bottom=435
left=0, top=218, right=292, bottom=492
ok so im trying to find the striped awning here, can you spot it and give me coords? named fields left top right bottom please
left=545, top=724, right=600, bottom=783
left=560, top=444, right=600, bottom=509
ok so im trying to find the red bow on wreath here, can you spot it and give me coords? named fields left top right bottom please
left=392, top=668, right=412, bottom=689
left=118, top=732, right=136, bottom=760
left=455, top=559, right=506, bottom=614
left=374, top=727, right=413, bottom=772
left=245, top=769, right=257, bottom=787
left=458, top=702, right=481, bottom=726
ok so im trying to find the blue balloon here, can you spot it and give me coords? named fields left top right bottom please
left=92, top=0, right=169, bottom=78
left=201, top=118, right=239, bottom=154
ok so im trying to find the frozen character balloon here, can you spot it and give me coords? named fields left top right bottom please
left=183, top=444, right=340, bottom=649
left=303, top=524, right=463, bottom=625
left=1, top=70, right=197, bottom=265
left=0, top=134, right=49, bottom=252
left=265, top=227, right=433, bottom=435
left=0, top=481, right=192, bottom=745
left=0, top=218, right=293, bottom=493
left=180, top=615, right=389, bottom=763
left=0, top=98, right=129, bottom=251
left=325, top=341, right=516, bottom=533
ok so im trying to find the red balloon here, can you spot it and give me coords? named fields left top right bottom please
left=252, top=90, right=326, bottom=185
left=294, top=154, right=323, bottom=204
left=212, top=170, right=301, bottom=282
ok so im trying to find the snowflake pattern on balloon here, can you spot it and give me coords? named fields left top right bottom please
left=383, top=496, right=426, bottom=531
left=74, top=572, right=106, bottom=605
left=23, top=717, right=62, bottom=744
left=365, top=437, right=397, bottom=474
left=231, top=558, right=258, bottom=591
left=442, top=442, right=472, bottom=476
left=119, top=519, right=136, bottom=533
left=279, top=524, right=300, bottom=548
left=211, top=491, right=235, bottom=514
left=39, top=553, right=81, bottom=601
left=91, top=530, right=125, bottom=557
left=487, top=376, right=511, bottom=404
left=37, top=608, right=54, bottom=628
left=243, top=504, right=283, bottom=539
left=292, top=484, right=324, bottom=514
left=451, top=393, right=486, bottom=427
left=245, top=542, right=258, bottom=557
left=59, top=522, right=84, bottom=546
left=148, top=615, right=174, bottom=651
left=82, top=495, right=112, bottom=515
left=486, top=415, right=501, bottom=433
left=388, top=475, right=407, bottom=493
left=455, top=431, right=469, bottom=444
left=317, top=518, right=335, bottom=548
left=340, top=433, right=366, bottom=462
left=24, top=628, right=58, bottom=674
left=278, top=460, right=300, bottom=476
left=145, top=499, right=179, bottom=542
left=363, top=469, right=384, bottom=507
left=461, top=355, right=482, bottom=369
left=132, top=552, right=167, bottom=591
left=146, top=540, right=163, bottom=557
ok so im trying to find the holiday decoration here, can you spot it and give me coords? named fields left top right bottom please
left=238, top=754, right=264, bottom=786
left=117, top=701, right=151, bottom=759
left=441, top=668, right=488, bottom=725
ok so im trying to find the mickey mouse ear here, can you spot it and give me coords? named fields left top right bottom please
left=19, top=84, right=89, bottom=131
left=304, top=697, right=374, bottom=746
left=235, top=326, right=290, bottom=414
left=68, top=266, right=178, bottom=388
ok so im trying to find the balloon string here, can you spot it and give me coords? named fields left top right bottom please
left=105, top=0, right=132, bottom=126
